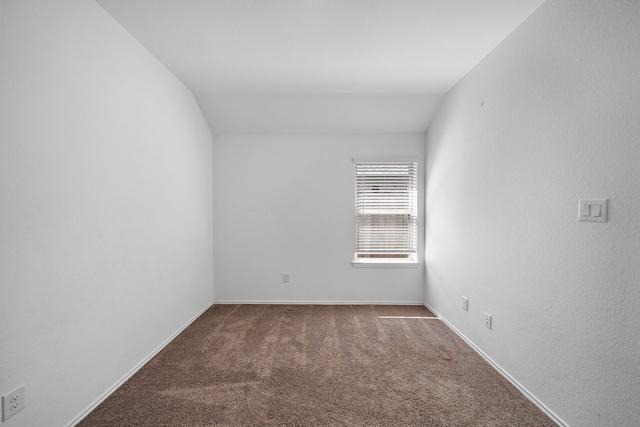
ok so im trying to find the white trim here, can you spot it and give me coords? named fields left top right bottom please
left=352, top=260, right=420, bottom=268
left=352, top=156, right=419, bottom=163
left=423, top=303, right=567, bottom=427
left=67, top=302, right=214, bottom=427
left=214, top=300, right=424, bottom=305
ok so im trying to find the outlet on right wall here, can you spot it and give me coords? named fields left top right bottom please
left=425, top=1, right=640, bottom=426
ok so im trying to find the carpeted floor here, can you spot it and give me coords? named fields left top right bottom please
left=78, top=305, right=557, bottom=426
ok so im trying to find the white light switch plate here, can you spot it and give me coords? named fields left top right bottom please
left=579, top=199, right=608, bottom=222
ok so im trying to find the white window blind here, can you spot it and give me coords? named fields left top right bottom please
left=354, top=162, right=417, bottom=259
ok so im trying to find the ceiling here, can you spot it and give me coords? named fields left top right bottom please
left=96, top=0, right=545, bottom=134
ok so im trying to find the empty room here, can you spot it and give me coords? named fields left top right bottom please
left=1, top=0, right=638, bottom=426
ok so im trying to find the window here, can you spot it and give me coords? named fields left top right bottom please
left=353, top=161, right=418, bottom=267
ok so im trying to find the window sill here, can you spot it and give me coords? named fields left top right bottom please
left=352, top=259, right=421, bottom=268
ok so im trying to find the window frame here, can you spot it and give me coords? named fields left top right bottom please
left=351, top=159, right=420, bottom=268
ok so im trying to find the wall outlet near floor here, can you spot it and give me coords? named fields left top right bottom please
left=283, top=272, right=290, bottom=283
left=462, top=296, right=468, bottom=311
left=483, top=313, right=492, bottom=329
left=2, top=385, right=25, bottom=422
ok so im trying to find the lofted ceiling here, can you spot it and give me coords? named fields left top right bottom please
left=96, top=0, right=545, bottom=134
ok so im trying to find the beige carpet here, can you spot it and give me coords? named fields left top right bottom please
left=78, top=305, right=556, bottom=426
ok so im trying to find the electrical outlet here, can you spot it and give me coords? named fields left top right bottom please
left=484, top=313, right=492, bottom=329
left=2, top=385, right=25, bottom=422
left=283, top=272, right=290, bottom=283
left=462, top=296, right=468, bottom=311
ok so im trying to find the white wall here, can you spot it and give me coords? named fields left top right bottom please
left=425, top=1, right=640, bottom=426
left=196, top=94, right=444, bottom=134
left=0, top=1, right=213, bottom=426
left=213, top=135, right=424, bottom=304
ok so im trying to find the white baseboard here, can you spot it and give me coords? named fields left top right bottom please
left=214, top=300, right=424, bottom=305
left=67, top=302, right=214, bottom=427
left=423, top=303, right=567, bottom=427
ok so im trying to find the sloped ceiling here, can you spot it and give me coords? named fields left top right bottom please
left=96, top=0, right=545, bottom=134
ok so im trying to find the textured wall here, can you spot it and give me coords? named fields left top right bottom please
left=0, top=1, right=213, bottom=426
left=425, top=0, right=640, bottom=425
left=213, top=135, right=425, bottom=304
